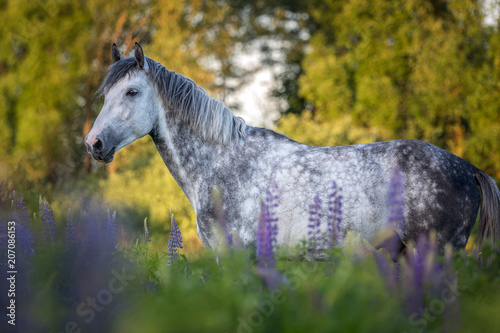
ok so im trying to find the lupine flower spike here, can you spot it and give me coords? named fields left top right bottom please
left=327, top=181, right=343, bottom=248
left=39, top=196, right=57, bottom=243
left=373, top=168, right=405, bottom=284
left=264, top=182, right=279, bottom=251
left=167, top=209, right=183, bottom=266
left=385, top=166, right=405, bottom=261
left=15, top=194, right=30, bottom=224
left=256, top=197, right=285, bottom=289
left=257, top=199, right=275, bottom=269
left=144, top=217, right=152, bottom=242
left=372, top=246, right=390, bottom=278
left=387, top=166, right=405, bottom=230
left=307, top=194, right=322, bottom=257
left=15, top=193, right=35, bottom=254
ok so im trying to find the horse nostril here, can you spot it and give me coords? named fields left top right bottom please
left=93, top=138, right=104, bottom=153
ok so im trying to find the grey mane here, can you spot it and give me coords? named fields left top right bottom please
left=97, top=57, right=247, bottom=145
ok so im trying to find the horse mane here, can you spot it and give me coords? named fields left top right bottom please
left=97, top=57, right=247, bottom=145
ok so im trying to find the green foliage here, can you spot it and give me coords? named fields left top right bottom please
left=0, top=0, right=154, bottom=188
left=0, top=0, right=293, bottom=190
left=298, top=0, right=500, bottom=179
left=276, top=112, right=390, bottom=147
left=112, top=242, right=500, bottom=333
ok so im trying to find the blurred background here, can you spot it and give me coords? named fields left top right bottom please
left=1, top=0, right=500, bottom=254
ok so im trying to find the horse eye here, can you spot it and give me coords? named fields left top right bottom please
left=126, top=89, right=138, bottom=97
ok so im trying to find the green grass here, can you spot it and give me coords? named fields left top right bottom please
left=1, top=195, right=499, bottom=333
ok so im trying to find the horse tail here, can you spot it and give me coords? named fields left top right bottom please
left=474, top=170, right=500, bottom=246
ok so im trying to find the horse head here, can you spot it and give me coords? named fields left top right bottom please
left=85, top=43, right=159, bottom=163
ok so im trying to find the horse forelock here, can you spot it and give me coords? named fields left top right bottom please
left=96, top=56, right=247, bottom=145
left=96, top=57, right=138, bottom=97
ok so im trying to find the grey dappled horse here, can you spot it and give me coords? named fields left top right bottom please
left=86, top=43, right=500, bottom=256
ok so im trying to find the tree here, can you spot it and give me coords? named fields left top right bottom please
left=0, top=0, right=311, bottom=190
left=297, top=0, right=500, bottom=178
left=0, top=0, right=152, bottom=189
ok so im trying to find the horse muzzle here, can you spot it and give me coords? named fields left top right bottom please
left=95, top=146, right=116, bottom=163
left=85, top=135, right=116, bottom=163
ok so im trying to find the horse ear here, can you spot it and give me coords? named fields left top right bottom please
left=112, top=43, right=123, bottom=63
left=134, top=42, right=145, bottom=70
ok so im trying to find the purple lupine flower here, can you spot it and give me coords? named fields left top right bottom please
left=257, top=199, right=275, bottom=269
left=85, top=212, right=100, bottom=257
left=327, top=182, right=343, bottom=248
left=385, top=166, right=405, bottom=257
left=369, top=238, right=398, bottom=290
left=307, top=195, right=322, bottom=257
left=106, top=210, right=118, bottom=252
left=167, top=210, right=183, bottom=266
left=403, top=242, right=422, bottom=315
left=144, top=217, right=152, bottom=242
left=14, top=193, right=35, bottom=255
left=414, top=234, right=427, bottom=287
left=39, top=196, right=57, bottom=243
left=387, top=166, right=405, bottom=228
left=15, top=223, right=34, bottom=257
left=264, top=181, right=279, bottom=250
left=65, top=209, right=76, bottom=249
left=405, top=234, right=428, bottom=315
left=15, top=194, right=30, bottom=224
left=255, top=196, right=284, bottom=289
left=334, top=190, right=342, bottom=241
left=417, top=233, right=443, bottom=294
left=255, top=265, right=285, bottom=290
left=403, top=233, right=444, bottom=316
left=372, top=247, right=399, bottom=290
left=372, top=248, right=390, bottom=278
left=391, top=262, right=400, bottom=284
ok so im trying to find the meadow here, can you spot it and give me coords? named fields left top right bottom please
left=2, top=1, right=500, bottom=332
left=1, top=184, right=499, bottom=333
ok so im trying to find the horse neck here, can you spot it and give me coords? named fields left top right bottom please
left=149, top=105, right=217, bottom=203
